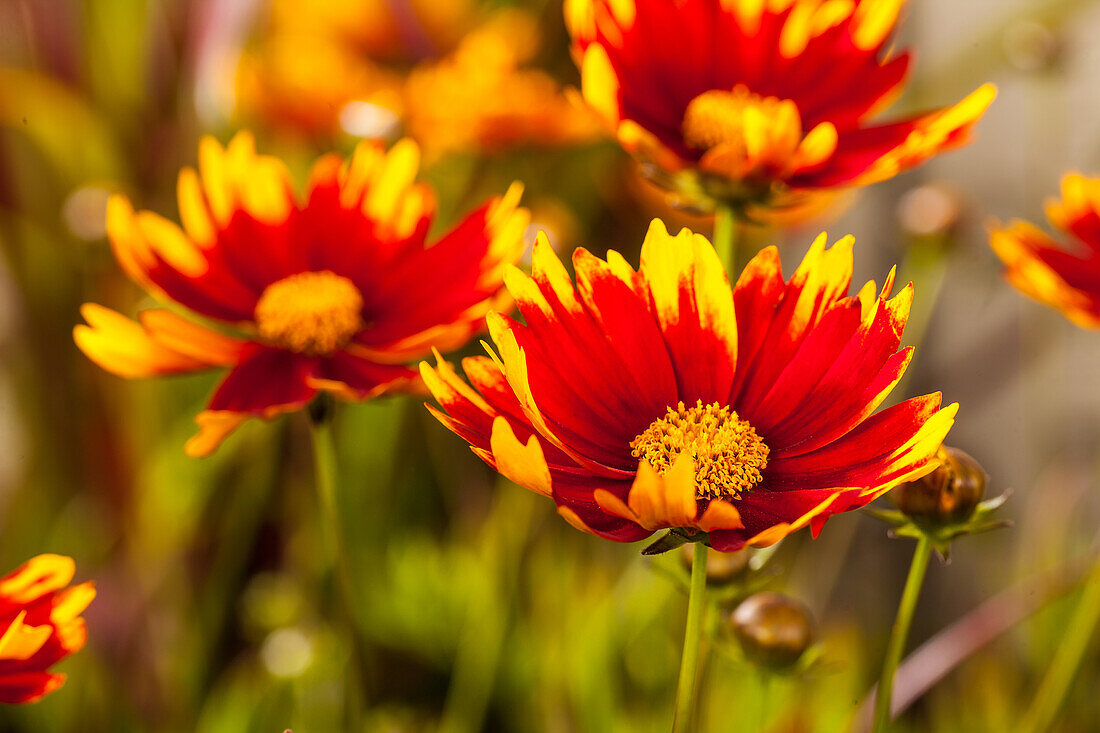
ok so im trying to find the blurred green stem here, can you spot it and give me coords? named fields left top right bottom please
left=1019, top=559, right=1100, bottom=733
left=673, top=541, right=709, bottom=733
left=439, top=485, right=537, bottom=733
left=713, top=204, right=738, bottom=273
left=896, top=234, right=951, bottom=394
left=874, top=535, right=932, bottom=732
left=307, top=396, right=365, bottom=729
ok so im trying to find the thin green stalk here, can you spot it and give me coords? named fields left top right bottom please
left=712, top=204, right=739, bottom=273
left=874, top=535, right=933, bottom=732
left=439, top=485, right=537, bottom=733
left=1019, top=559, right=1100, bottom=733
left=307, top=397, right=365, bottom=729
left=673, top=542, right=709, bottom=733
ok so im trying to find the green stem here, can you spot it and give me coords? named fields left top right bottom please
left=672, top=541, right=709, bottom=733
left=1019, top=559, right=1100, bottom=733
left=874, top=535, right=933, bottom=732
left=307, top=397, right=365, bottom=729
left=439, top=486, right=536, bottom=733
left=712, top=204, right=739, bottom=273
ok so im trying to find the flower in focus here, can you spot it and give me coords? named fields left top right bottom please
left=989, top=173, right=1100, bottom=328
left=565, top=0, right=995, bottom=215
left=0, top=555, right=95, bottom=703
left=423, top=219, right=956, bottom=551
left=76, top=132, right=528, bottom=456
left=403, top=10, right=601, bottom=160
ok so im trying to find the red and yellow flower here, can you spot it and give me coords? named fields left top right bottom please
left=423, top=220, right=956, bottom=551
left=236, top=2, right=596, bottom=154
left=402, top=10, right=601, bottom=161
left=76, top=132, right=528, bottom=456
left=0, top=555, right=95, bottom=703
left=565, top=0, right=995, bottom=214
left=990, top=173, right=1100, bottom=329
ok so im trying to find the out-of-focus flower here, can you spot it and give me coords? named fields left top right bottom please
left=403, top=10, right=600, bottom=160
left=0, top=555, right=95, bottom=703
left=235, top=1, right=594, bottom=155
left=234, top=0, right=478, bottom=139
left=236, top=33, right=405, bottom=139
left=990, top=173, right=1100, bottom=329
left=75, top=132, right=527, bottom=456
left=423, top=219, right=956, bottom=551
left=565, top=0, right=995, bottom=215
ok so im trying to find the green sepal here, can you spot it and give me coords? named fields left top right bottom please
left=864, top=492, right=1012, bottom=561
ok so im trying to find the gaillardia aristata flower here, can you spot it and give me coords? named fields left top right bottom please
left=76, top=132, right=527, bottom=456
left=423, top=220, right=957, bottom=551
left=990, top=173, right=1100, bottom=329
left=565, top=0, right=995, bottom=214
left=0, top=555, right=95, bottom=703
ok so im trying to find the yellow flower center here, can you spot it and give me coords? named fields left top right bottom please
left=254, top=271, right=364, bottom=356
left=682, top=86, right=794, bottom=151
left=630, top=400, right=769, bottom=501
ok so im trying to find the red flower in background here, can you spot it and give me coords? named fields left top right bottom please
left=423, top=220, right=956, bottom=551
left=566, top=0, right=995, bottom=213
left=991, top=173, right=1100, bottom=329
left=76, top=132, right=528, bottom=456
left=0, top=555, right=95, bottom=703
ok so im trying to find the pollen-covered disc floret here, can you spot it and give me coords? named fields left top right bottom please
left=254, top=270, right=364, bottom=356
left=682, top=87, right=792, bottom=152
left=631, top=400, right=769, bottom=501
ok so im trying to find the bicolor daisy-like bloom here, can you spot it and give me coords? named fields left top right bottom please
left=402, top=10, right=600, bottom=160
left=0, top=555, right=95, bottom=703
left=990, top=173, right=1100, bottom=329
left=75, top=132, right=527, bottom=456
left=423, top=220, right=957, bottom=551
left=565, top=0, right=995, bottom=214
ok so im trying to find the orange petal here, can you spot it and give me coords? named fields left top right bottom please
left=184, top=410, right=248, bottom=458
left=75, top=304, right=221, bottom=378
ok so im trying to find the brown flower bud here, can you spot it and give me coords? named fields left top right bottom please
left=892, top=446, right=986, bottom=525
left=729, top=592, right=814, bottom=669
left=680, top=544, right=751, bottom=585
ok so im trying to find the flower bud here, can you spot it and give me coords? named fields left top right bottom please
left=729, top=592, right=814, bottom=669
left=679, top=544, right=751, bottom=585
left=892, top=446, right=986, bottom=525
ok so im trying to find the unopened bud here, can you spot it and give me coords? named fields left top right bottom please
left=892, top=446, right=986, bottom=525
left=679, top=544, right=750, bottom=585
left=729, top=592, right=814, bottom=669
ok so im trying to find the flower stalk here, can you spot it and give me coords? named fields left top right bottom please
left=307, top=395, right=365, bottom=728
left=873, top=535, right=933, bottom=732
left=1019, top=558, right=1100, bottom=733
left=712, top=203, right=738, bottom=273
left=673, top=541, right=709, bottom=733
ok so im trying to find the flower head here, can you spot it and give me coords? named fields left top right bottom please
left=402, top=10, right=601, bottom=160
left=0, top=555, right=95, bottom=703
left=565, top=0, right=995, bottom=214
left=76, top=132, right=528, bottom=456
left=423, top=219, right=956, bottom=551
left=990, top=173, right=1100, bottom=328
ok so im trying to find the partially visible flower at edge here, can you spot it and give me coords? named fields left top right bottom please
left=565, top=0, right=996, bottom=216
left=990, top=172, right=1100, bottom=329
left=422, top=219, right=956, bottom=551
left=75, top=132, right=528, bottom=456
left=0, top=555, right=95, bottom=703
